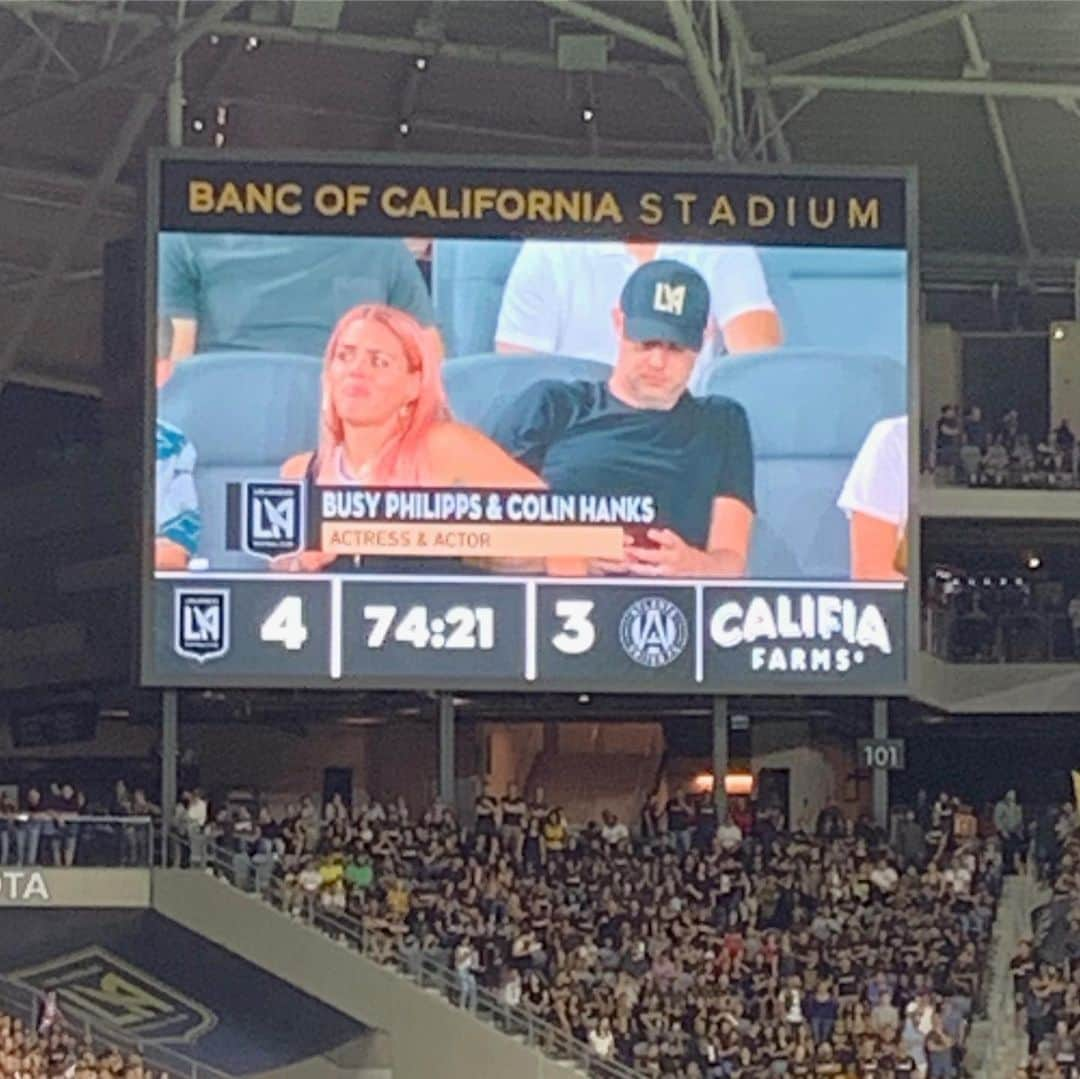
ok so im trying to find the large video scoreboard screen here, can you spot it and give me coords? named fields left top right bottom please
left=143, top=153, right=913, bottom=694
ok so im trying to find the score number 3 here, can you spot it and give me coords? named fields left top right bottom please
left=552, top=599, right=596, bottom=655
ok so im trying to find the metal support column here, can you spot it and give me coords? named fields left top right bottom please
left=872, top=698, right=889, bottom=832
left=712, top=696, right=728, bottom=817
left=161, top=689, right=178, bottom=866
left=438, top=692, right=455, bottom=810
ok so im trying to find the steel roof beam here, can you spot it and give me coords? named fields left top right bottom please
left=537, top=0, right=684, bottom=59
left=768, top=1, right=994, bottom=75
left=666, top=0, right=731, bottom=158
left=747, top=71, right=1080, bottom=102
left=0, top=0, right=243, bottom=393
left=718, top=1, right=790, bottom=163
left=6, top=1, right=682, bottom=79
left=958, top=13, right=1034, bottom=259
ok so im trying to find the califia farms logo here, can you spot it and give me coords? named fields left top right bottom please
left=710, top=593, right=893, bottom=673
left=619, top=597, right=689, bottom=668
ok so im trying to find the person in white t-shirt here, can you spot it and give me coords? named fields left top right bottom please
left=494, top=240, right=782, bottom=370
left=588, top=1017, right=616, bottom=1059
left=837, top=415, right=908, bottom=581
left=600, top=810, right=630, bottom=847
left=1068, top=594, right=1080, bottom=657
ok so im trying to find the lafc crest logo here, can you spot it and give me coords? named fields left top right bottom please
left=244, top=481, right=303, bottom=558
left=12, top=947, right=217, bottom=1044
left=652, top=282, right=686, bottom=316
left=174, top=589, right=230, bottom=662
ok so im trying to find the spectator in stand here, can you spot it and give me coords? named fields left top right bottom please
left=50, top=782, right=82, bottom=867
left=0, top=789, right=14, bottom=866
left=1054, top=418, right=1076, bottom=464
left=963, top=405, right=986, bottom=451
left=935, top=406, right=961, bottom=478
left=666, top=791, right=693, bottom=855
left=994, top=789, right=1025, bottom=872
left=15, top=786, right=44, bottom=867
left=500, top=783, right=527, bottom=859
left=599, top=810, right=629, bottom=848
left=455, top=936, right=480, bottom=1010
left=983, top=436, right=1010, bottom=485
left=999, top=408, right=1020, bottom=453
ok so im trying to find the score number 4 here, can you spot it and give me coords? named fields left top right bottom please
left=260, top=595, right=309, bottom=651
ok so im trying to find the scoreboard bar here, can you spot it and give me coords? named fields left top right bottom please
left=152, top=574, right=905, bottom=694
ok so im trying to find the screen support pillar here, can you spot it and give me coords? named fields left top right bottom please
left=438, top=693, right=455, bottom=811
left=872, top=698, right=889, bottom=833
left=712, top=696, right=728, bottom=818
left=161, top=690, right=178, bottom=866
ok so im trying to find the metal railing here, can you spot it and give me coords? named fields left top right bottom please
left=170, top=830, right=643, bottom=1079
left=0, top=814, right=156, bottom=868
left=0, top=972, right=231, bottom=1079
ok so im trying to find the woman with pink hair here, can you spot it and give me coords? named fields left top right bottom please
left=280, top=303, right=541, bottom=570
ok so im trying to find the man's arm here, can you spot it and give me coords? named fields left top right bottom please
left=622, top=499, right=753, bottom=577
left=722, top=309, right=783, bottom=353
left=703, top=246, right=783, bottom=354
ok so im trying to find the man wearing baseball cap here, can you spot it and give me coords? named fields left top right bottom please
left=491, top=259, right=755, bottom=577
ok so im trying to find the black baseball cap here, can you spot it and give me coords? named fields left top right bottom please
left=619, top=259, right=710, bottom=351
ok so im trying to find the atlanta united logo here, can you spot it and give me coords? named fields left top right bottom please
left=618, top=596, right=689, bottom=668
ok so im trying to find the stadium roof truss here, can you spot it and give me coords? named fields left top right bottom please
left=1, top=0, right=1079, bottom=396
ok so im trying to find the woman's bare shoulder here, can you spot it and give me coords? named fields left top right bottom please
left=282, top=451, right=314, bottom=479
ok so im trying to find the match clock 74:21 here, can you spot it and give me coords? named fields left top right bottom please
left=362, top=604, right=495, bottom=650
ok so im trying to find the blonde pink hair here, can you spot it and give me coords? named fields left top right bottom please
left=316, top=304, right=449, bottom=485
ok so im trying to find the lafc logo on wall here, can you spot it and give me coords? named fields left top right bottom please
left=244, top=480, right=304, bottom=557
left=652, top=282, right=686, bottom=316
left=174, top=588, right=230, bottom=662
left=12, top=947, right=217, bottom=1044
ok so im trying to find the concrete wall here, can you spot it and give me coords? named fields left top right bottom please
left=920, top=322, right=962, bottom=445
left=0, top=868, right=149, bottom=908
left=1050, top=321, right=1080, bottom=430
left=152, top=870, right=580, bottom=1079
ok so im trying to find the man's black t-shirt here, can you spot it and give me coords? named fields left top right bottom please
left=490, top=380, right=755, bottom=550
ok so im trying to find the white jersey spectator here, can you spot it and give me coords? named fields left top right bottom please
left=838, top=414, right=908, bottom=581
left=838, top=415, right=908, bottom=530
left=495, top=240, right=780, bottom=367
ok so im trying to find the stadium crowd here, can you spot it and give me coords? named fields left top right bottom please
left=923, top=571, right=1080, bottom=664
left=931, top=406, right=1078, bottom=489
left=178, top=786, right=1002, bottom=1078
left=0, top=781, right=159, bottom=868
left=1013, top=804, right=1080, bottom=1079
left=0, top=1005, right=163, bottom=1078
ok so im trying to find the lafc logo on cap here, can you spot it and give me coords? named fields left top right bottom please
left=652, top=282, right=686, bottom=316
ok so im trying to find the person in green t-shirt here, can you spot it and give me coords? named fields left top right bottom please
left=158, top=233, right=435, bottom=362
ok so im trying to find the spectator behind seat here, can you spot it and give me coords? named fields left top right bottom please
left=158, top=352, right=322, bottom=570
left=432, top=239, right=523, bottom=358
left=704, top=348, right=905, bottom=579
left=432, top=241, right=907, bottom=367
